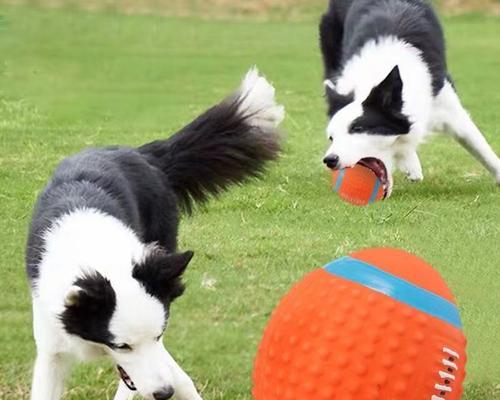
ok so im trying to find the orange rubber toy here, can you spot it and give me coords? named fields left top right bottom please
left=253, top=248, right=466, bottom=400
left=332, top=164, right=385, bottom=206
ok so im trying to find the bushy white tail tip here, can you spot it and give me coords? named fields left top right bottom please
left=238, top=67, right=285, bottom=130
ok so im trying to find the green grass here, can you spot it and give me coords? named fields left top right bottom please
left=0, top=5, right=499, bottom=400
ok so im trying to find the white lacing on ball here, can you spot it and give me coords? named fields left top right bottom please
left=443, top=347, right=460, bottom=358
left=431, top=347, right=460, bottom=400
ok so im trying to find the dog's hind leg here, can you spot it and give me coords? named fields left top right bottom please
left=113, top=381, right=136, bottom=400
left=31, top=352, right=70, bottom=400
left=432, top=81, right=500, bottom=184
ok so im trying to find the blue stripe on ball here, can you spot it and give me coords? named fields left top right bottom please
left=368, top=177, right=381, bottom=204
left=323, top=257, right=463, bottom=329
left=333, top=169, right=345, bottom=192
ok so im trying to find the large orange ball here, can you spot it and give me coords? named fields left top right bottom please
left=253, top=248, right=466, bottom=400
left=332, top=165, right=385, bottom=206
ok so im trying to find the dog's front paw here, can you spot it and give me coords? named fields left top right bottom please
left=406, top=170, right=424, bottom=182
left=397, top=152, right=423, bottom=183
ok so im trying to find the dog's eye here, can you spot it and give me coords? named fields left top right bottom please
left=328, top=136, right=333, bottom=142
left=350, top=125, right=364, bottom=133
left=114, top=343, right=132, bottom=351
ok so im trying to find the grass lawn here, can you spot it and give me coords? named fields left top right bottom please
left=0, top=5, right=499, bottom=400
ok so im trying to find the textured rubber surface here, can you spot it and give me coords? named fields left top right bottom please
left=332, top=164, right=384, bottom=206
left=253, top=248, right=467, bottom=400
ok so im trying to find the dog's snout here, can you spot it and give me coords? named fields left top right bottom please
left=323, top=154, right=339, bottom=169
left=153, top=387, right=175, bottom=400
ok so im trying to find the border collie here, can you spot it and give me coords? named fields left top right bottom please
left=26, top=68, right=284, bottom=400
left=320, top=0, right=500, bottom=196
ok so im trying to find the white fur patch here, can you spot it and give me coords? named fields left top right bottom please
left=36, top=208, right=145, bottom=312
left=238, top=67, right=285, bottom=130
left=109, top=279, right=165, bottom=346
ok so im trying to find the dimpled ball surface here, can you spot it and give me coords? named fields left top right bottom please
left=252, top=248, right=467, bottom=400
left=331, top=164, right=384, bottom=206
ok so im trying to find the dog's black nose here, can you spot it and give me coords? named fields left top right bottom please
left=323, top=154, right=339, bottom=169
left=153, top=387, right=175, bottom=400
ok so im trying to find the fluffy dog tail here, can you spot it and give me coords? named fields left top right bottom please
left=139, top=68, right=285, bottom=212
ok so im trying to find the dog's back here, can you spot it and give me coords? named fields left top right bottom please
left=321, top=0, right=447, bottom=94
left=26, top=147, right=179, bottom=283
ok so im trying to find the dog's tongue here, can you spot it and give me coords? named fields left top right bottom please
left=117, top=365, right=137, bottom=391
left=357, top=157, right=389, bottom=197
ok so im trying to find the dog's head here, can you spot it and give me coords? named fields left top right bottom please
left=60, top=247, right=194, bottom=400
left=323, top=66, right=412, bottom=196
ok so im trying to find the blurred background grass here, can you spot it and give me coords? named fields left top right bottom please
left=0, top=0, right=499, bottom=19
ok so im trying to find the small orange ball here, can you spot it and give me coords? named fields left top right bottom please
left=331, top=164, right=385, bottom=206
left=253, top=248, right=467, bottom=400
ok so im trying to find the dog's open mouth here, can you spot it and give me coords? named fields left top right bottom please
left=117, top=365, right=137, bottom=391
left=357, top=157, right=389, bottom=198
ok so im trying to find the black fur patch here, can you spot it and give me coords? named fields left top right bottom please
left=325, top=85, right=354, bottom=117
left=320, top=13, right=344, bottom=79
left=350, top=66, right=411, bottom=135
left=60, top=272, right=116, bottom=345
left=365, top=66, right=404, bottom=111
left=139, top=93, right=281, bottom=213
left=349, top=109, right=410, bottom=136
left=132, top=248, right=194, bottom=306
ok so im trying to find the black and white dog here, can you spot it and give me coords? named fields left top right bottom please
left=320, top=0, right=500, bottom=196
left=26, top=68, right=284, bottom=400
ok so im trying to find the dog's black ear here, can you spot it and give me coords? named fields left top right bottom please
left=325, top=81, right=354, bottom=117
left=364, top=66, right=403, bottom=112
left=133, top=248, right=194, bottom=303
left=163, top=250, right=194, bottom=280
left=60, top=272, right=116, bottom=344
left=64, top=272, right=116, bottom=308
